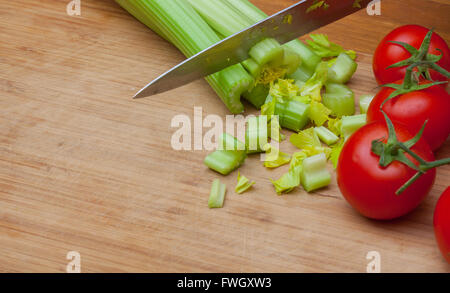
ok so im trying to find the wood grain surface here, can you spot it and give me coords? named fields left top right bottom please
left=0, top=0, right=449, bottom=272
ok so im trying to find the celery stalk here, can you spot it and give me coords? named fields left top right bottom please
left=341, top=114, right=367, bottom=140
left=314, top=126, right=339, bottom=146
left=115, top=0, right=253, bottom=114
left=323, top=83, right=355, bottom=117
left=205, top=133, right=246, bottom=175
left=242, top=58, right=262, bottom=78
left=288, top=65, right=314, bottom=83
left=359, top=94, right=375, bottom=114
left=300, top=153, right=331, bottom=192
left=187, top=0, right=250, bottom=37
left=245, top=116, right=268, bottom=154
left=249, top=38, right=284, bottom=66
left=242, top=84, right=269, bottom=109
left=275, top=100, right=310, bottom=132
left=208, top=179, right=227, bottom=208
left=328, top=53, right=358, bottom=84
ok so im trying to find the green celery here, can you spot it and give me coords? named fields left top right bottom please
left=323, top=83, right=355, bottom=117
left=359, top=94, right=375, bottom=114
left=300, top=153, right=331, bottom=192
left=341, top=114, right=367, bottom=140
left=306, top=34, right=354, bottom=59
left=281, top=48, right=302, bottom=75
left=187, top=0, right=249, bottom=37
left=242, top=58, right=262, bottom=78
left=275, top=100, right=310, bottom=132
left=288, top=65, right=313, bottom=83
left=242, top=84, right=270, bottom=109
left=245, top=116, right=268, bottom=154
left=249, top=38, right=284, bottom=66
left=283, top=41, right=321, bottom=74
left=235, top=172, right=255, bottom=194
left=271, top=151, right=308, bottom=194
left=290, top=127, right=331, bottom=157
left=224, top=0, right=267, bottom=23
left=223, top=0, right=321, bottom=72
left=309, top=101, right=331, bottom=127
left=204, top=133, right=246, bottom=175
left=208, top=179, right=227, bottom=208
left=314, top=126, right=339, bottom=145
left=115, top=0, right=253, bottom=114
left=219, top=132, right=246, bottom=151
left=329, top=139, right=344, bottom=169
left=263, top=144, right=291, bottom=168
left=328, top=53, right=358, bottom=84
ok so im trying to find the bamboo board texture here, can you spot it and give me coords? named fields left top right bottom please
left=0, top=0, right=449, bottom=272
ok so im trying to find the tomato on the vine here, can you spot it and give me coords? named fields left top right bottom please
left=373, top=25, right=450, bottom=85
left=367, top=81, right=450, bottom=151
left=434, top=187, right=450, bottom=264
left=337, top=121, right=436, bottom=220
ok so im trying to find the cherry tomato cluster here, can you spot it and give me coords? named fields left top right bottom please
left=336, top=25, right=450, bottom=263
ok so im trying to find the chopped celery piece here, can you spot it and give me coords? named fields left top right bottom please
left=288, top=65, right=313, bottom=83
left=249, top=38, right=284, bottom=66
left=205, top=133, right=246, bottom=175
left=242, top=58, right=262, bottom=78
left=329, top=139, right=344, bottom=169
left=224, top=0, right=321, bottom=72
left=283, top=40, right=321, bottom=73
left=263, top=144, right=291, bottom=168
left=328, top=53, right=358, bottom=84
left=300, top=62, right=328, bottom=102
left=359, top=94, right=375, bottom=114
left=309, top=101, right=331, bottom=126
left=245, top=116, right=268, bottom=154
left=269, top=79, right=299, bottom=99
left=271, top=151, right=307, bottom=194
left=290, top=127, right=321, bottom=150
left=271, top=166, right=301, bottom=194
left=341, top=114, right=367, bottom=140
left=300, top=153, right=331, bottom=192
left=306, top=34, right=355, bottom=59
left=290, top=128, right=331, bottom=157
left=219, top=132, right=246, bottom=151
left=204, top=150, right=245, bottom=175
left=242, top=84, right=269, bottom=109
left=314, top=126, right=339, bottom=145
left=281, top=48, right=302, bottom=75
left=275, top=100, right=310, bottom=132
left=328, top=118, right=342, bottom=137
left=323, top=83, right=355, bottom=117
left=235, top=172, right=255, bottom=194
left=115, top=0, right=253, bottom=114
left=268, top=115, right=285, bottom=142
left=208, top=179, right=227, bottom=208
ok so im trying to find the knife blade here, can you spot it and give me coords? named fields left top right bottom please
left=134, top=0, right=371, bottom=99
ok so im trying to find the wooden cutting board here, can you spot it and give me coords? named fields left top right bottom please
left=0, top=0, right=449, bottom=272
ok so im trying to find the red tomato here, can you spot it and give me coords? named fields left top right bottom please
left=373, top=25, right=450, bottom=85
left=434, top=187, right=450, bottom=264
left=337, top=121, right=436, bottom=220
left=367, top=81, right=450, bottom=151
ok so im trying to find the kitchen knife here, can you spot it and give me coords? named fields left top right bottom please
left=134, top=0, right=372, bottom=99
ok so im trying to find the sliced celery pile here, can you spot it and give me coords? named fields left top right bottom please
left=117, top=0, right=366, bottom=200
